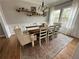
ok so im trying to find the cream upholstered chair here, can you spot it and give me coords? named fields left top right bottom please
left=39, top=27, right=48, bottom=46
left=14, top=26, right=37, bottom=47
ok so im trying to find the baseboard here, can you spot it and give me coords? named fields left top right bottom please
left=0, top=35, right=5, bottom=37
left=66, top=35, right=79, bottom=39
left=59, top=32, right=79, bottom=39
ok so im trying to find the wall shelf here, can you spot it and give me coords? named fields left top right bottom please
left=16, top=7, right=47, bottom=16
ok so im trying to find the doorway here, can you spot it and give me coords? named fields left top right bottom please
left=0, top=22, right=5, bottom=37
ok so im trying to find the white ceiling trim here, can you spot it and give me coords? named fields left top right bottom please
left=20, top=0, right=41, bottom=5
left=20, top=0, right=71, bottom=7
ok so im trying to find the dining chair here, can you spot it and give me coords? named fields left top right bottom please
left=54, top=23, right=61, bottom=38
left=14, top=26, right=37, bottom=47
left=39, top=27, right=48, bottom=47
left=48, top=26, right=55, bottom=41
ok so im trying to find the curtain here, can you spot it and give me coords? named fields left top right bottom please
left=66, top=0, right=79, bottom=35
left=48, top=7, right=55, bottom=26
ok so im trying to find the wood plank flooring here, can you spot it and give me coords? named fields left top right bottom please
left=0, top=34, right=79, bottom=59
left=0, top=36, right=20, bottom=59
left=54, top=38, right=79, bottom=59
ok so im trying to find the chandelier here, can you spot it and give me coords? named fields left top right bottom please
left=38, top=0, right=48, bottom=16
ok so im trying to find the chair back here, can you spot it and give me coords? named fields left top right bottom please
left=54, top=23, right=61, bottom=32
left=53, top=23, right=61, bottom=38
left=39, top=27, right=48, bottom=46
left=48, top=26, right=55, bottom=37
left=39, top=27, right=47, bottom=40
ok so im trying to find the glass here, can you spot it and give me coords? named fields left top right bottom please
left=61, top=7, right=72, bottom=26
left=61, top=7, right=71, bottom=23
left=49, top=9, right=60, bottom=25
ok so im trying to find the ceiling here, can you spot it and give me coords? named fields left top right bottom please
left=20, top=0, right=71, bottom=6
left=0, top=0, right=72, bottom=7
left=0, top=0, right=71, bottom=6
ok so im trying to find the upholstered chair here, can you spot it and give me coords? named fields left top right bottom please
left=14, top=26, right=37, bottom=47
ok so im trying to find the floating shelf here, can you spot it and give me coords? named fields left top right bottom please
left=16, top=7, right=47, bottom=16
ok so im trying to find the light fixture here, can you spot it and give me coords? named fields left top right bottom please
left=38, top=0, right=48, bottom=15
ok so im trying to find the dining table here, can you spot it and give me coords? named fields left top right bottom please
left=26, top=25, right=41, bottom=35
left=25, top=25, right=56, bottom=35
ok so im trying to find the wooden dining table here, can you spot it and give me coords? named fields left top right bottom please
left=28, top=28, right=40, bottom=34
left=26, top=25, right=41, bottom=35
left=26, top=25, right=55, bottom=35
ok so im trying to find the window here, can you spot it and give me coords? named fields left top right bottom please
left=49, top=9, right=60, bottom=25
left=60, top=7, right=72, bottom=27
left=61, top=7, right=71, bottom=23
left=49, top=7, right=72, bottom=26
left=53, top=10, right=61, bottom=23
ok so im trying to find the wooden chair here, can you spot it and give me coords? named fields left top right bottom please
left=14, top=26, right=37, bottom=47
left=48, top=26, right=55, bottom=41
left=54, top=23, right=61, bottom=38
left=39, top=27, right=48, bottom=46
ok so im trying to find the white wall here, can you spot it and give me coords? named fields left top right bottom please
left=0, top=5, right=11, bottom=38
left=0, top=0, right=47, bottom=35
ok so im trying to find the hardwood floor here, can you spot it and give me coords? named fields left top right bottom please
left=54, top=38, right=79, bottom=59
left=0, top=34, right=79, bottom=59
left=0, top=36, right=20, bottom=59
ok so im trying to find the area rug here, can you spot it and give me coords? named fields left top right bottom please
left=20, top=34, right=73, bottom=59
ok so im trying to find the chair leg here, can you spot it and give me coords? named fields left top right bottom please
left=19, top=45, right=24, bottom=59
left=45, top=38, right=48, bottom=44
left=32, top=41, right=34, bottom=47
left=39, top=39, right=41, bottom=47
left=51, top=35, right=53, bottom=39
left=48, top=37, right=49, bottom=43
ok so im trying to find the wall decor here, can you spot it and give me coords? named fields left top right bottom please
left=16, top=0, right=49, bottom=17
left=16, top=6, right=47, bottom=16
